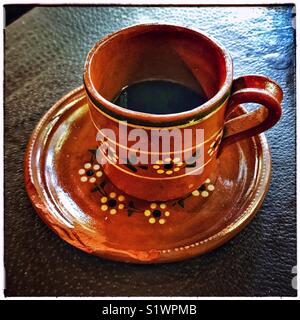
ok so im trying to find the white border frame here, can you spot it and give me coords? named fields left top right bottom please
left=1, top=0, right=298, bottom=300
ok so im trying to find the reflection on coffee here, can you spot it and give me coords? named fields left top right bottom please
left=112, top=80, right=208, bottom=115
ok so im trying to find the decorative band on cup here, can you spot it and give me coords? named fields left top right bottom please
left=91, top=114, right=223, bottom=156
left=84, top=80, right=230, bottom=129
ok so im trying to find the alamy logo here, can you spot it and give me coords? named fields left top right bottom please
left=94, top=122, right=209, bottom=176
left=292, top=265, right=297, bottom=290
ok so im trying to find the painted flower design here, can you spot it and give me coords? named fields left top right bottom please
left=100, top=192, right=126, bottom=215
left=144, top=202, right=170, bottom=224
left=152, top=157, right=183, bottom=175
left=191, top=178, right=215, bottom=198
left=208, top=131, right=223, bottom=156
left=78, top=162, right=103, bottom=183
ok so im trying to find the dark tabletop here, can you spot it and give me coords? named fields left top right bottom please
left=4, top=5, right=296, bottom=297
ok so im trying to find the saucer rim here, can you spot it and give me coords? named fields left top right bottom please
left=24, top=86, right=271, bottom=264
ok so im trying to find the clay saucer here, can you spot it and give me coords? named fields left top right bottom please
left=25, top=86, right=271, bottom=263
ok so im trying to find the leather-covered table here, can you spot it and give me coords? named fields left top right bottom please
left=4, top=6, right=296, bottom=296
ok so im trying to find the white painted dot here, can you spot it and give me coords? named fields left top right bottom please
left=93, top=164, right=100, bottom=170
left=205, top=178, right=211, bottom=184
left=201, top=191, right=209, bottom=197
left=192, top=190, right=200, bottom=196
left=78, top=169, right=85, bottom=175
left=80, top=176, right=88, bottom=182
left=84, top=163, right=92, bottom=169
left=207, top=184, right=215, bottom=191
left=89, top=177, right=96, bottom=183
left=160, top=203, right=166, bottom=209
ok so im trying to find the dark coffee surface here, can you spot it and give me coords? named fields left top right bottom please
left=5, top=6, right=296, bottom=296
left=113, top=80, right=207, bottom=114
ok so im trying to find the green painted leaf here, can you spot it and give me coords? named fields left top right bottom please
left=129, top=200, right=135, bottom=208
left=138, top=165, right=148, bottom=170
left=125, top=163, right=137, bottom=172
left=91, top=186, right=99, bottom=193
left=178, top=199, right=185, bottom=208
left=88, top=149, right=97, bottom=155
left=185, top=162, right=197, bottom=168
left=100, top=181, right=106, bottom=188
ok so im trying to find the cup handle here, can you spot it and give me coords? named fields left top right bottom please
left=220, top=75, right=283, bottom=150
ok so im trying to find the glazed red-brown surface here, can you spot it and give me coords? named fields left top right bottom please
left=24, top=87, right=271, bottom=263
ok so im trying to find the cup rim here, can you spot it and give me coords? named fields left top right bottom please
left=83, top=23, right=233, bottom=126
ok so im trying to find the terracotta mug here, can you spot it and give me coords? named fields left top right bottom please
left=84, top=24, right=283, bottom=201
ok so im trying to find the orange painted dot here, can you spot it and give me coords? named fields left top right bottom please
left=149, top=217, right=156, bottom=224
left=96, top=171, right=103, bottom=177
left=110, top=209, right=117, bottom=215
left=101, top=197, right=107, bottom=203
left=150, top=203, right=157, bottom=209
left=144, top=210, right=151, bottom=217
